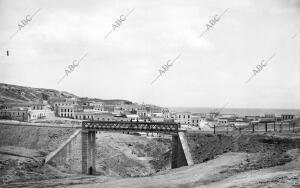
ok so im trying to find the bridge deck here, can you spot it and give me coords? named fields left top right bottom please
left=82, top=121, right=180, bottom=133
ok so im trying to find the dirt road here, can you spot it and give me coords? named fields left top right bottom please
left=70, top=152, right=249, bottom=188
left=68, top=151, right=300, bottom=188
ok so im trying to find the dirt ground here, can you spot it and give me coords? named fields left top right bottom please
left=68, top=150, right=300, bottom=188
left=1, top=121, right=300, bottom=188
left=93, top=132, right=172, bottom=177
left=0, top=146, right=70, bottom=185
left=14, top=150, right=297, bottom=188
left=2, top=142, right=299, bottom=187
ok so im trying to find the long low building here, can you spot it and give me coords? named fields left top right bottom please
left=0, top=103, right=54, bottom=121
left=0, top=108, right=29, bottom=121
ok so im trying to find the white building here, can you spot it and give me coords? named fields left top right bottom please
left=174, top=112, right=191, bottom=125
left=57, top=105, right=75, bottom=118
left=191, top=116, right=202, bottom=127
left=28, top=104, right=53, bottom=120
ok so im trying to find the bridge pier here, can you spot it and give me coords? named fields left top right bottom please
left=171, top=134, right=188, bottom=169
left=171, top=134, right=179, bottom=168
left=82, top=130, right=96, bottom=174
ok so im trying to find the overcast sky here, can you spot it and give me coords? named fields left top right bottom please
left=0, top=0, right=299, bottom=109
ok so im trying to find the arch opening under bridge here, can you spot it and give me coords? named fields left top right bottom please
left=81, top=120, right=191, bottom=175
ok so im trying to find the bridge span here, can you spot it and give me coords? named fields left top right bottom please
left=82, top=120, right=179, bottom=133
left=81, top=120, right=192, bottom=175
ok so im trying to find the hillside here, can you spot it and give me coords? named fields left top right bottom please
left=0, top=83, right=132, bottom=105
left=0, top=83, right=77, bottom=104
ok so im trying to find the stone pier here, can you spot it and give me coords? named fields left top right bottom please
left=82, top=130, right=96, bottom=174
left=171, top=133, right=191, bottom=168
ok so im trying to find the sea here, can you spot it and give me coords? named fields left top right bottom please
left=168, top=107, right=300, bottom=117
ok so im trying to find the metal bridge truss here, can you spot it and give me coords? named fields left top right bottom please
left=82, top=120, right=180, bottom=133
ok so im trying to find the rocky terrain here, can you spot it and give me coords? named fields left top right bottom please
left=94, top=133, right=172, bottom=177
left=0, top=83, right=76, bottom=104
left=0, top=146, right=69, bottom=185
left=0, top=121, right=299, bottom=188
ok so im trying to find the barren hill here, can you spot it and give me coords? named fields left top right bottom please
left=0, top=83, right=76, bottom=104
left=0, top=83, right=132, bottom=105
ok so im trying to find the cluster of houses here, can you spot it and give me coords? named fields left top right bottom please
left=0, top=101, right=54, bottom=121
left=0, top=97, right=169, bottom=123
left=0, top=97, right=298, bottom=130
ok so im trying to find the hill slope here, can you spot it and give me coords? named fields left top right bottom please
left=0, top=83, right=132, bottom=105
left=0, top=83, right=77, bottom=104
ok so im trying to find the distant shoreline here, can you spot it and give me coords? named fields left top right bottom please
left=168, top=107, right=300, bottom=116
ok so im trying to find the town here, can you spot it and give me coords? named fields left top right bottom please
left=0, top=96, right=297, bottom=133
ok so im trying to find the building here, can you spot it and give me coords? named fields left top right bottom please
left=152, top=112, right=163, bottom=118
left=137, top=109, right=148, bottom=117
left=281, top=114, right=294, bottom=121
left=126, top=114, right=139, bottom=121
left=28, top=103, right=52, bottom=120
left=65, top=97, right=77, bottom=105
left=0, top=107, right=29, bottom=121
left=191, top=116, right=201, bottom=126
left=90, top=102, right=104, bottom=111
left=174, top=112, right=191, bottom=125
left=113, top=104, right=138, bottom=115
left=264, top=114, right=275, bottom=118
left=103, top=105, right=115, bottom=112
left=217, top=117, right=228, bottom=125
left=0, top=102, right=53, bottom=121
left=57, top=105, right=75, bottom=118
left=53, top=98, right=77, bottom=107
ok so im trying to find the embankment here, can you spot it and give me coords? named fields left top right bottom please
left=0, top=123, right=76, bottom=153
left=0, top=122, right=78, bottom=185
left=186, top=133, right=300, bottom=169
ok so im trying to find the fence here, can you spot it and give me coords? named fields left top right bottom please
left=209, top=121, right=300, bottom=135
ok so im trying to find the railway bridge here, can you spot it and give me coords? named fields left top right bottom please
left=81, top=120, right=192, bottom=175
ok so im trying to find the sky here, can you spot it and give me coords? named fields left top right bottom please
left=0, top=0, right=299, bottom=109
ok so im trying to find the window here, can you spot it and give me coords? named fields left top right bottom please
left=188, top=115, right=190, bottom=118
left=179, top=115, right=181, bottom=118
left=61, top=109, right=63, bottom=112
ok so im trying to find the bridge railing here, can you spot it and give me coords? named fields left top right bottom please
left=82, top=120, right=180, bottom=133
left=206, top=120, right=300, bottom=135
